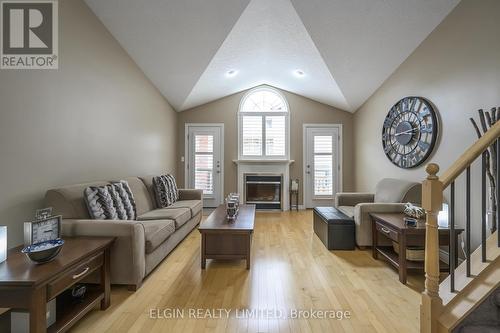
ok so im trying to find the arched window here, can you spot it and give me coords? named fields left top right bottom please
left=239, top=86, right=289, bottom=158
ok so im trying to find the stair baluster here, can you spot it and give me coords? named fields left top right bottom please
left=497, top=138, right=500, bottom=247
left=450, top=181, right=456, bottom=292
left=482, top=152, right=487, bottom=262
left=466, top=166, right=471, bottom=277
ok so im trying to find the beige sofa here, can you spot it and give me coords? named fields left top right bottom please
left=335, top=178, right=421, bottom=247
left=45, top=176, right=202, bottom=290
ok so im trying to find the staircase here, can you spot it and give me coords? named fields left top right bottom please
left=420, top=120, right=500, bottom=333
left=452, top=285, right=500, bottom=333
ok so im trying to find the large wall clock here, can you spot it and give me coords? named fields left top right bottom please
left=382, top=96, right=438, bottom=169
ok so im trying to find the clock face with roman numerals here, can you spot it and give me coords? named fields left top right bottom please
left=382, top=97, right=438, bottom=169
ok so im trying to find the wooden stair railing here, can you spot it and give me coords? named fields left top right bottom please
left=441, top=120, right=500, bottom=188
left=421, top=163, right=444, bottom=333
left=420, top=120, right=500, bottom=333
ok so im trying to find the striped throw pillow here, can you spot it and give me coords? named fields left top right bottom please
left=152, top=174, right=179, bottom=208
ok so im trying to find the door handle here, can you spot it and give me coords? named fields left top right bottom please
left=306, top=171, right=311, bottom=174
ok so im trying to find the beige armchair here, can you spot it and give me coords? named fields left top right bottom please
left=335, top=178, right=422, bottom=247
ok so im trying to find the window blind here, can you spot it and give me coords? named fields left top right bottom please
left=314, top=155, right=333, bottom=195
left=242, top=116, right=263, bottom=156
left=265, top=116, right=286, bottom=156
left=194, top=154, right=213, bottom=195
left=313, top=135, right=333, bottom=195
left=195, top=135, right=213, bottom=153
left=314, top=135, right=332, bottom=153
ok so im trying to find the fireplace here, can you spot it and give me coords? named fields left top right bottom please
left=244, top=174, right=282, bottom=210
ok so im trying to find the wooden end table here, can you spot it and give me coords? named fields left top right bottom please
left=370, top=213, right=463, bottom=284
left=0, top=237, right=115, bottom=333
left=199, top=204, right=255, bottom=269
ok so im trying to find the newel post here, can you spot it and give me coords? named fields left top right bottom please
left=420, top=163, right=444, bottom=333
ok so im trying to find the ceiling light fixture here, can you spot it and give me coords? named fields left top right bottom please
left=293, top=69, right=305, bottom=77
left=226, top=69, right=238, bottom=77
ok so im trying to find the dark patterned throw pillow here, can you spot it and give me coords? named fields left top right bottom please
left=153, top=174, right=179, bottom=208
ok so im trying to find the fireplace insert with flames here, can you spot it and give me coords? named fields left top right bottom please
left=244, top=174, right=282, bottom=210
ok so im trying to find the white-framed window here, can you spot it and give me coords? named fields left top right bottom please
left=238, top=86, right=289, bottom=159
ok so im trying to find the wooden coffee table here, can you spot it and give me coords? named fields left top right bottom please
left=0, top=237, right=114, bottom=333
left=199, top=204, right=256, bottom=269
left=370, top=213, right=463, bottom=284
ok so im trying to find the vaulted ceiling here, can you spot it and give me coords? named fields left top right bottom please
left=85, top=0, right=460, bottom=112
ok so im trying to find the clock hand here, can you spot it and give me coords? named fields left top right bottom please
left=395, top=128, right=418, bottom=136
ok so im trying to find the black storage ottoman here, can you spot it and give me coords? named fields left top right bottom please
left=313, top=207, right=355, bottom=250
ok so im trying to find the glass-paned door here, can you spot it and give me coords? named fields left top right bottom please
left=304, top=126, right=340, bottom=208
left=187, top=125, right=223, bottom=207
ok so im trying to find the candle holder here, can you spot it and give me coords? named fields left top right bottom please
left=225, top=193, right=240, bottom=221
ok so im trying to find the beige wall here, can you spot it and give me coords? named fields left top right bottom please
left=353, top=0, right=500, bottom=247
left=0, top=0, right=177, bottom=248
left=177, top=87, right=354, bottom=205
left=354, top=0, right=500, bottom=191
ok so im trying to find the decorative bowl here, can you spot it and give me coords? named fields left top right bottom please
left=21, top=238, right=64, bottom=264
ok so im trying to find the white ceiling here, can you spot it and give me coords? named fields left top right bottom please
left=84, top=0, right=250, bottom=110
left=291, top=0, right=461, bottom=111
left=85, top=0, right=460, bottom=112
left=183, top=0, right=349, bottom=111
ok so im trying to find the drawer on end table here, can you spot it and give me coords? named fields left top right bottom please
left=47, top=253, right=103, bottom=300
left=375, top=223, right=398, bottom=242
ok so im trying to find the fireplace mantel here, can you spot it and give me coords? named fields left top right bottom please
left=233, top=159, right=295, bottom=165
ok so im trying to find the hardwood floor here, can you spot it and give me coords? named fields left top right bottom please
left=71, top=210, right=424, bottom=333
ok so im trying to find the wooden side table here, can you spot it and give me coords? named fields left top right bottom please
left=0, top=237, right=115, bottom=333
left=370, top=213, right=463, bottom=284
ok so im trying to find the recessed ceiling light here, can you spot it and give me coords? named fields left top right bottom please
left=293, top=69, right=305, bottom=77
left=226, top=69, right=238, bottom=77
